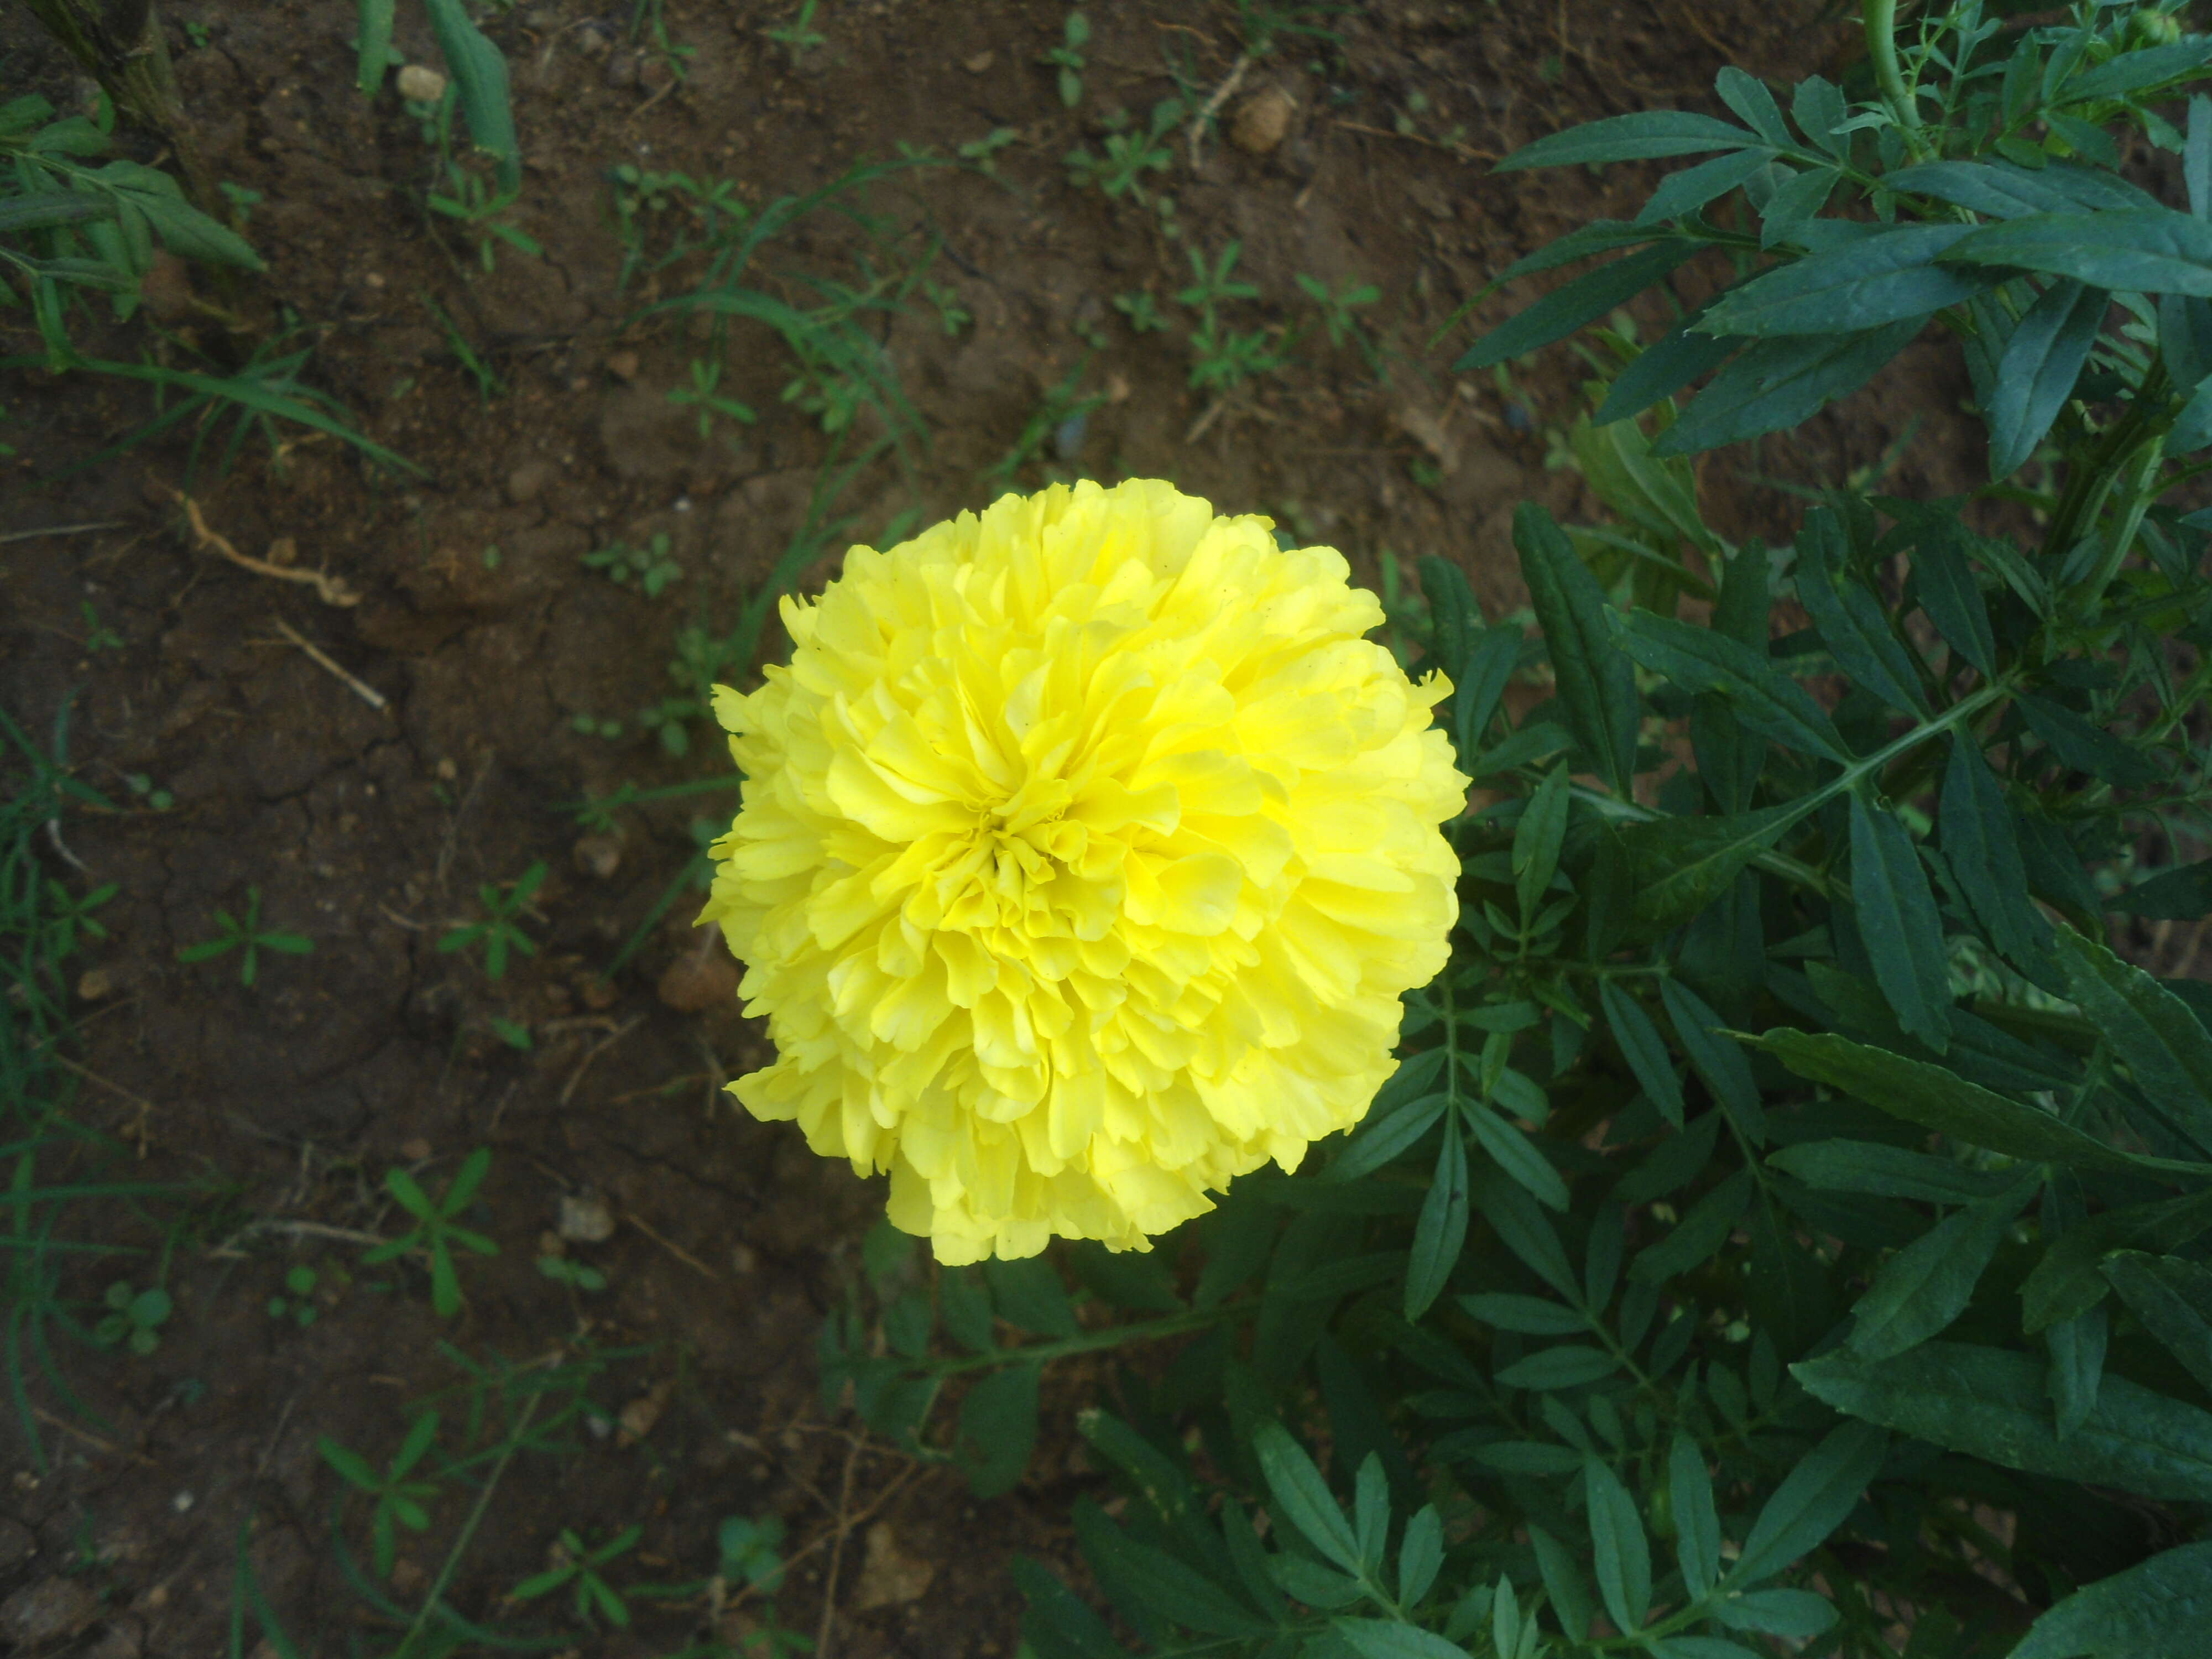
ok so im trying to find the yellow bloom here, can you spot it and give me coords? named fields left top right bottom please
left=700, top=479, right=1468, bottom=1264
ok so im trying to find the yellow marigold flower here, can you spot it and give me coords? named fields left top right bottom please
left=700, top=478, right=1468, bottom=1264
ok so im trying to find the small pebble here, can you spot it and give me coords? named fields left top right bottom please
left=394, top=64, right=448, bottom=103
left=1231, top=85, right=1296, bottom=154
left=559, top=1191, right=617, bottom=1243
left=963, top=51, right=995, bottom=73
left=572, top=834, right=623, bottom=879
left=399, top=1137, right=433, bottom=1163
left=75, top=967, right=114, bottom=1001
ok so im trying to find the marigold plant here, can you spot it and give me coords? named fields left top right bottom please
left=701, top=478, right=1469, bottom=1262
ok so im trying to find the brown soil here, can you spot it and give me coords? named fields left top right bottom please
left=0, top=2, right=1886, bottom=1654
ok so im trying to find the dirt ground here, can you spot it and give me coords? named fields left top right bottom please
left=0, top=2, right=1919, bottom=1653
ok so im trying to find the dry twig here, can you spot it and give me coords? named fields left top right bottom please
left=171, top=491, right=361, bottom=607
left=267, top=617, right=388, bottom=711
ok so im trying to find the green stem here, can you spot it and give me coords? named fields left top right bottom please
left=931, top=1302, right=1246, bottom=1376
left=1864, top=0, right=1923, bottom=149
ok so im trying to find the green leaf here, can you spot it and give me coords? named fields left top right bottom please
left=1989, top=278, right=2106, bottom=477
left=1888, top=160, right=2158, bottom=219
left=2053, top=922, right=2212, bottom=1156
left=1615, top=608, right=1849, bottom=760
left=1253, top=1422, right=1360, bottom=1573
left=421, top=0, right=521, bottom=191
left=1330, top=1093, right=1449, bottom=1183
left=1600, top=980, right=1687, bottom=1129
left=2022, top=1186, right=2212, bottom=1334
left=1488, top=220, right=1672, bottom=286
left=1768, top=1139, right=2021, bottom=1203
left=1405, top=1114, right=1469, bottom=1321
left=1715, top=66, right=1791, bottom=147
left=1660, top=979, right=1766, bottom=1140
left=984, top=1256, right=1079, bottom=1338
left=1757, top=1028, right=2183, bottom=1175
left=2012, top=1541, right=2212, bottom=1659
left=955, top=1364, right=1040, bottom=1498
left=2103, top=1251, right=2212, bottom=1393
left=1656, top=317, right=1926, bottom=455
left=1845, top=1186, right=2028, bottom=1360
left=1945, top=208, right=2212, bottom=296
left=1398, top=1504, right=1443, bottom=1608
left=1636, top=147, right=1775, bottom=227
left=1584, top=1455, right=1651, bottom=1632
left=1791, top=74, right=1848, bottom=155
left=1530, top=1524, right=1597, bottom=1643
left=1630, top=1167, right=1754, bottom=1283
left=1512, top=765, right=1571, bottom=920
left=1594, top=299, right=1744, bottom=425
left=1455, top=243, right=1694, bottom=372
left=1480, top=1168, right=1579, bottom=1297
left=1729, top=1420, right=1887, bottom=1585
left=1516, top=503, right=1637, bottom=796
left=1798, top=1340, right=2212, bottom=1505
left=1710, top=1588, right=1839, bottom=1639
left=1453, top=625, right=1522, bottom=759
left=1333, top=1620, right=1473, bottom=1659
left=1623, top=799, right=1819, bottom=931
left=1912, top=523, right=1998, bottom=676
left=2017, top=695, right=2162, bottom=787
left=1495, top=1345, right=1620, bottom=1389
left=357, top=0, right=397, bottom=93
left=1940, top=737, right=2049, bottom=964
left=938, top=1266, right=997, bottom=1354
left=1793, top=508, right=1929, bottom=717
left=2111, top=858, right=2212, bottom=919
left=1465, top=1103, right=1568, bottom=1213
left=1848, top=791, right=1952, bottom=1052
left=1670, top=1433, right=1722, bottom=1596
left=1702, top=225, right=1986, bottom=336
left=1352, top=1452, right=1388, bottom=1573
left=1066, top=1240, right=1182, bottom=1314
left=2046, top=1303, right=2109, bottom=1439
left=1079, top=1514, right=1271, bottom=1637
left=1495, top=110, right=1760, bottom=172
left=1459, top=1292, right=1586, bottom=1335
left=1012, top=1556, right=1128, bottom=1659
left=2065, top=38, right=2212, bottom=101
left=1760, top=161, right=1840, bottom=249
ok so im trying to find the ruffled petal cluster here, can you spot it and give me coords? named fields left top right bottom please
left=700, top=479, right=1467, bottom=1263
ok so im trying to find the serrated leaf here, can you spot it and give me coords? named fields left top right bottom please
left=1623, top=799, right=1819, bottom=931
left=1661, top=978, right=1766, bottom=1140
left=1794, top=1340, right=2212, bottom=1503
left=1600, top=980, right=1686, bottom=1129
left=1066, top=1240, right=1182, bottom=1314
left=1615, top=608, right=1850, bottom=759
left=1848, top=791, right=1953, bottom=1052
left=1512, top=764, right=1571, bottom=920
left=1453, top=625, right=1521, bottom=760
left=1595, top=294, right=1745, bottom=424
left=1531, top=1524, right=1596, bottom=1644
left=1703, top=225, right=1985, bottom=336
left=1254, top=1422, right=1359, bottom=1573
left=1945, top=207, right=2212, bottom=296
left=1406, top=1118, right=1470, bottom=1321
left=1989, top=278, right=2107, bottom=477
left=956, top=1364, right=1040, bottom=1498
left=1353, top=1452, right=1389, bottom=1573
left=1636, top=147, right=1775, bottom=227
left=1496, top=110, right=1761, bottom=172
left=2066, top=38, right=2212, bottom=101
left=1333, top=1619, right=1474, bottom=1659
left=1768, top=1139, right=2021, bottom=1203
left=1845, top=1186, right=2028, bottom=1360
left=1495, top=1344, right=1619, bottom=1390
left=1710, top=1588, right=1839, bottom=1638
left=2111, top=858, right=2212, bottom=919
left=1731, top=1418, right=1888, bottom=1584
left=1794, top=509, right=1930, bottom=715
left=1460, top=1292, right=1587, bottom=1335
left=2022, top=1186, right=2212, bottom=1333
left=1330, top=1093, right=1449, bottom=1183
left=1480, top=1168, right=1579, bottom=1297
left=1465, top=1103, right=1568, bottom=1213
left=2047, top=1302, right=2109, bottom=1439
left=2053, top=922, right=2212, bottom=1156
left=984, top=1256, right=1079, bottom=1338
left=1889, top=159, right=2159, bottom=218
left=2103, top=1251, right=2212, bottom=1393
left=1791, top=74, right=1848, bottom=155
left=1455, top=242, right=1694, bottom=372
left=1670, top=1433, right=1722, bottom=1596
left=1516, top=503, right=1638, bottom=795
left=1757, top=1028, right=2192, bottom=1175
left=1940, top=737, right=2049, bottom=964
left=2017, top=694, right=2162, bottom=787
left=1630, top=1167, right=1754, bottom=1283
left=1583, top=1455, right=1651, bottom=1632
left=1656, top=316, right=1926, bottom=455
left=1912, top=523, right=1998, bottom=676
left=2012, top=1540, right=2212, bottom=1659
left=1760, top=161, right=1840, bottom=249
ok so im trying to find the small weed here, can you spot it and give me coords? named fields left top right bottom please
left=763, top=0, right=825, bottom=65
left=41, top=877, right=115, bottom=962
left=1065, top=98, right=1180, bottom=205
left=319, top=1410, right=442, bottom=1580
left=427, top=169, right=541, bottom=273
left=184, top=19, right=211, bottom=48
left=514, top=1524, right=643, bottom=1627
left=361, top=1147, right=498, bottom=1318
left=79, top=602, right=122, bottom=653
left=488, top=1015, right=533, bottom=1051
left=668, top=356, right=758, bottom=440
left=628, top=0, right=697, bottom=83
left=122, top=772, right=173, bottom=811
left=177, top=886, right=314, bottom=987
left=983, top=354, right=1105, bottom=493
left=1039, top=12, right=1089, bottom=108
left=267, top=1264, right=320, bottom=1328
left=536, top=1255, right=606, bottom=1292
left=421, top=293, right=504, bottom=401
left=956, top=127, right=1019, bottom=175
left=924, top=278, right=971, bottom=337
left=1177, top=241, right=1293, bottom=390
left=571, top=713, right=624, bottom=740
left=94, top=1281, right=171, bottom=1355
left=436, top=862, right=545, bottom=980
left=1239, top=0, right=1350, bottom=55
left=1112, top=290, right=1167, bottom=333
left=1294, top=271, right=1379, bottom=349
left=718, top=1514, right=787, bottom=1592
left=480, top=544, right=502, bottom=570
left=217, top=180, right=262, bottom=224
left=1176, top=240, right=1260, bottom=313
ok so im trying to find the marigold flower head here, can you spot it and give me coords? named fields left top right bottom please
left=701, top=479, right=1468, bottom=1264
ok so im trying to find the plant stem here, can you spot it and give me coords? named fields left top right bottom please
left=1864, top=0, right=1923, bottom=150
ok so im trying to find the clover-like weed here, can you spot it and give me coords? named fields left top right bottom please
left=582, top=532, right=682, bottom=597
left=319, top=1410, right=442, bottom=1580
left=512, top=1524, right=643, bottom=1627
left=267, top=1264, right=319, bottom=1328
left=1038, top=11, right=1089, bottom=107
left=93, top=1281, right=171, bottom=1355
left=437, top=862, right=545, bottom=980
left=362, top=1147, right=498, bottom=1317
left=177, top=886, right=314, bottom=987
